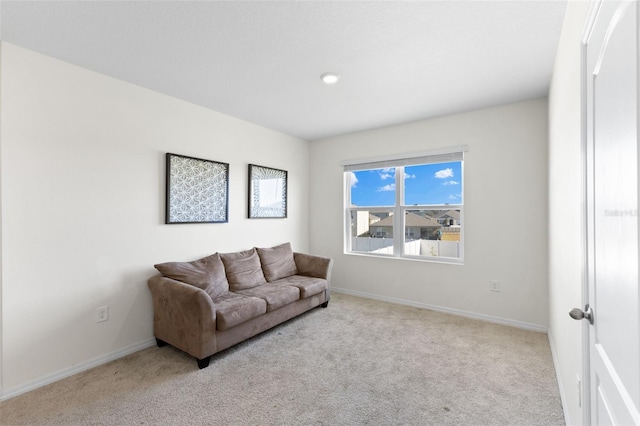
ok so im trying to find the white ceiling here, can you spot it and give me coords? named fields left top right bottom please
left=0, top=1, right=568, bottom=141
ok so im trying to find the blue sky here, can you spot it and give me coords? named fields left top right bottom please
left=350, top=161, right=462, bottom=206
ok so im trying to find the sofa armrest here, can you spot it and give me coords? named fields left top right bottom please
left=293, top=252, right=333, bottom=282
left=147, top=275, right=218, bottom=359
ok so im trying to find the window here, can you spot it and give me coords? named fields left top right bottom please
left=344, top=147, right=465, bottom=262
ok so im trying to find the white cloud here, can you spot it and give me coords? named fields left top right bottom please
left=443, top=180, right=459, bottom=186
left=435, top=168, right=454, bottom=179
left=378, top=168, right=395, bottom=180
left=449, top=193, right=462, bottom=200
left=377, top=184, right=396, bottom=192
left=350, top=172, right=358, bottom=187
left=404, top=173, right=416, bottom=179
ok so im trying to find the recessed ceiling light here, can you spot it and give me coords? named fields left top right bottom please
left=321, top=73, right=340, bottom=85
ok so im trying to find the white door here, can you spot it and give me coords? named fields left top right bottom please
left=582, top=0, right=640, bottom=424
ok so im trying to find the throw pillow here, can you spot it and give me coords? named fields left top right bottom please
left=256, top=242, right=298, bottom=282
left=219, top=248, right=267, bottom=291
left=154, top=253, right=229, bottom=299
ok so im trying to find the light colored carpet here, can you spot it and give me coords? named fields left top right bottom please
left=0, top=293, right=564, bottom=425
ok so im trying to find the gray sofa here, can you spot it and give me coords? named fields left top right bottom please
left=148, top=243, right=332, bottom=368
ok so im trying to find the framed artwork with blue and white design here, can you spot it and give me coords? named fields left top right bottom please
left=165, top=153, right=229, bottom=224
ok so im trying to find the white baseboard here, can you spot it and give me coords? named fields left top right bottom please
left=0, top=337, right=156, bottom=402
left=331, top=287, right=548, bottom=333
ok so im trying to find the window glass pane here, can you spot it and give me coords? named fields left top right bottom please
left=404, top=162, right=462, bottom=205
left=349, top=168, right=396, bottom=207
left=404, top=209, right=461, bottom=258
left=350, top=209, right=394, bottom=254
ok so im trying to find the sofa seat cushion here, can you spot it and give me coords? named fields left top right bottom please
left=213, top=292, right=267, bottom=331
left=219, top=248, right=267, bottom=291
left=154, top=253, right=229, bottom=300
left=272, top=275, right=328, bottom=299
left=237, top=283, right=300, bottom=312
left=256, top=242, right=298, bottom=282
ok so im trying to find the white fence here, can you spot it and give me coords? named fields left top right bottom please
left=352, top=237, right=459, bottom=258
left=352, top=237, right=393, bottom=253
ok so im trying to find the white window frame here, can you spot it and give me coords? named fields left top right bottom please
left=343, top=146, right=467, bottom=264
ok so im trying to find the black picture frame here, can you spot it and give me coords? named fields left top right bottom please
left=165, top=153, right=229, bottom=224
left=248, top=164, right=288, bottom=218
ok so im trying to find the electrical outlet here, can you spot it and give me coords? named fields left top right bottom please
left=490, top=280, right=501, bottom=292
left=96, top=306, right=108, bottom=323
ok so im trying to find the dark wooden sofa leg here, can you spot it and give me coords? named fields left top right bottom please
left=321, top=301, right=329, bottom=308
left=197, top=356, right=212, bottom=369
left=156, top=338, right=168, bottom=347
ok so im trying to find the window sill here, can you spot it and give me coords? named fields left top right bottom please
left=344, top=251, right=464, bottom=265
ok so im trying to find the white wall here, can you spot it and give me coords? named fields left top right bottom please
left=0, top=43, right=310, bottom=398
left=309, top=99, right=549, bottom=329
left=548, top=1, right=591, bottom=425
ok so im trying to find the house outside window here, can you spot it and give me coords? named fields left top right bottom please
left=344, top=147, right=466, bottom=262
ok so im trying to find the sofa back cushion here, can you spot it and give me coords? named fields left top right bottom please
left=220, top=248, right=267, bottom=291
left=257, top=242, right=298, bottom=282
left=154, top=253, right=229, bottom=299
